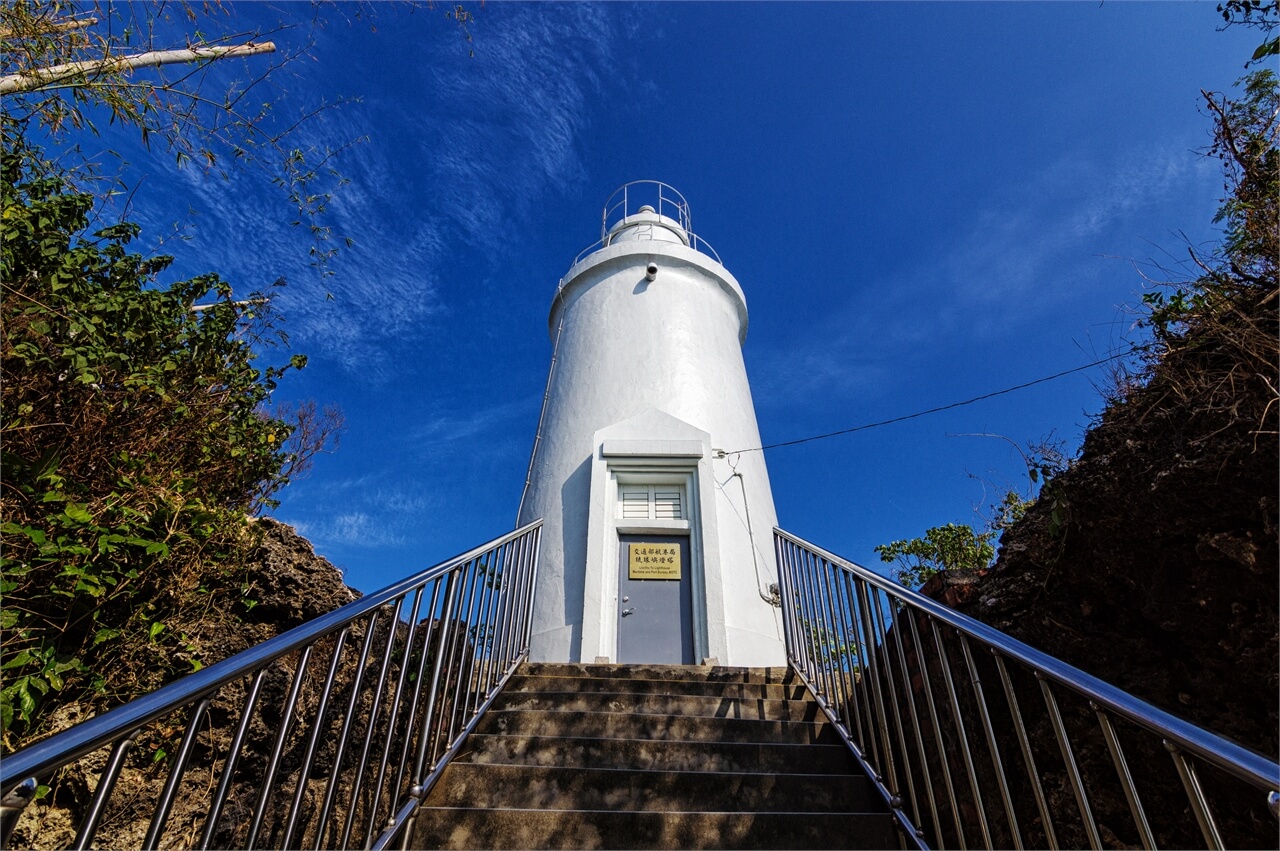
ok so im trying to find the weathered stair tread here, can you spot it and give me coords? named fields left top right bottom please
left=414, top=663, right=894, bottom=851
left=457, top=733, right=859, bottom=774
left=429, top=762, right=880, bottom=811
left=505, top=673, right=809, bottom=700
left=477, top=708, right=841, bottom=744
left=411, top=807, right=898, bottom=850
left=520, top=662, right=797, bottom=684
left=494, top=689, right=824, bottom=721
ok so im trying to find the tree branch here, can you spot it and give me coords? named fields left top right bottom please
left=0, top=15, right=97, bottom=39
left=0, top=42, right=276, bottom=95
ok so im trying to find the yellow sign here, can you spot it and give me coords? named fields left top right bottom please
left=629, top=543, right=681, bottom=580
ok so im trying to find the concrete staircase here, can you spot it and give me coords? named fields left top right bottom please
left=410, top=663, right=896, bottom=849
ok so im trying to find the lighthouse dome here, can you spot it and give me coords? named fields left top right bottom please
left=606, top=204, right=690, bottom=247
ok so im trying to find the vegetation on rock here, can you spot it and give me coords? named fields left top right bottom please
left=0, top=136, right=340, bottom=750
left=0, top=0, right=359, bottom=753
left=0, top=0, right=474, bottom=765
left=965, top=57, right=1278, bottom=750
left=876, top=489, right=1033, bottom=588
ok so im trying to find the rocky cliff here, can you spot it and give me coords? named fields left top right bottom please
left=10, top=518, right=360, bottom=849
left=931, top=239, right=1278, bottom=846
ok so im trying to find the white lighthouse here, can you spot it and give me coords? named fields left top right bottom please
left=517, top=182, right=785, bottom=667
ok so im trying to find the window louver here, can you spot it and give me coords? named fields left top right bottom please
left=621, top=489, right=651, bottom=519
left=618, top=485, right=684, bottom=520
left=654, top=490, right=682, bottom=519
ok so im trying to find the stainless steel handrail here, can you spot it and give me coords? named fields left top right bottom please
left=600, top=180, right=693, bottom=240
left=570, top=180, right=723, bottom=269
left=775, top=527, right=1280, bottom=850
left=0, top=521, right=542, bottom=850
left=569, top=230, right=723, bottom=270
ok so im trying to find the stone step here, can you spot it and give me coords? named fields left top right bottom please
left=427, top=762, right=882, bottom=812
left=413, top=663, right=894, bottom=851
left=520, top=662, right=797, bottom=685
left=492, top=689, right=825, bottom=722
left=410, top=807, right=899, bottom=850
left=457, top=733, right=860, bottom=774
left=477, top=708, right=841, bottom=745
left=505, top=673, right=810, bottom=701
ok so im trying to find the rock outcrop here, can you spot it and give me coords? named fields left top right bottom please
left=10, top=518, right=361, bottom=849
left=934, top=313, right=1278, bottom=847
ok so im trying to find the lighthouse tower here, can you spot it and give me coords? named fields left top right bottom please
left=517, top=182, right=785, bottom=667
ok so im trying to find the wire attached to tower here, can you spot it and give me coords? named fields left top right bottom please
left=717, top=454, right=782, bottom=609
left=721, top=349, right=1135, bottom=455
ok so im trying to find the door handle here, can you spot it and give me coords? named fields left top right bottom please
left=621, top=607, right=636, bottom=617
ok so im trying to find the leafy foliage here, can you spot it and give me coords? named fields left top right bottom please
left=875, top=523, right=997, bottom=589
left=0, top=139, right=337, bottom=748
left=876, top=438, right=1064, bottom=588
left=1217, top=0, right=1279, bottom=64
left=1139, top=67, right=1278, bottom=440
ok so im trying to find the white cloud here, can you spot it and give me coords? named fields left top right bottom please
left=293, top=511, right=406, bottom=549
left=411, top=398, right=536, bottom=445
left=122, top=4, right=626, bottom=378
left=281, top=475, right=444, bottom=552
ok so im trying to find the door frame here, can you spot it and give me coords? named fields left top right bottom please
left=580, top=414, right=729, bottom=665
left=615, top=532, right=695, bottom=664
left=606, top=468, right=705, bottom=664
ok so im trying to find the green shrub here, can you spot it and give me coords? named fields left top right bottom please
left=0, top=137, right=325, bottom=749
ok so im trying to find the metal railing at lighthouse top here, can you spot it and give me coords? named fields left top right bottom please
left=570, top=180, right=723, bottom=267
left=774, top=527, right=1280, bottom=851
left=0, top=523, right=541, bottom=851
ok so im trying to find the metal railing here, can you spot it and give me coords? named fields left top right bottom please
left=0, top=522, right=541, bottom=851
left=775, top=527, right=1280, bottom=851
left=601, top=180, right=694, bottom=240
left=570, top=179, right=723, bottom=268
left=570, top=230, right=723, bottom=271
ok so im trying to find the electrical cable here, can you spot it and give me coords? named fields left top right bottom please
left=515, top=277, right=567, bottom=524
left=721, top=348, right=1135, bottom=456
left=717, top=454, right=783, bottom=609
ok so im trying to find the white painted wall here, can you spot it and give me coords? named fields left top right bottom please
left=518, top=218, right=785, bottom=666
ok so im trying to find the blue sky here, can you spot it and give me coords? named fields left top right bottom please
left=99, top=2, right=1258, bottom=593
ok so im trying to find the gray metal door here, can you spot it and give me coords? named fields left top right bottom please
left=617, top=534, right=694, bottom=664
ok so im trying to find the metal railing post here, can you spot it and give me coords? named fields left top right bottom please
left=906, top=610, right=966, bottom=849
left=1093, top=703, right=1155, bottom=850
left=314, top=611, right=384, bottom=850
left=993, top=652, right=1059, bottom=850
left=870, top=585, right=922, bottom=832
left=247, top=646, right=316, bottom=850
left=72, top=735, right=136, bottom=851
left=141, top=698, right=211, bottom=850
left=1167, top=740, right=1224, bottom=850
left=1, top=524, right=542, bottom=851
left=1038, top=673, right=1102, bottom=850
left=885, top=596, right=941, bottom=846
left=771, top=527, right=1280, bottom=851
left=281, top=628, right=351, bottom=849
left=958, top=633, right=1022, bottom=848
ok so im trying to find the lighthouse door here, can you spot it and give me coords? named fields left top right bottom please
left=616, top=534, right=694, bottom=664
